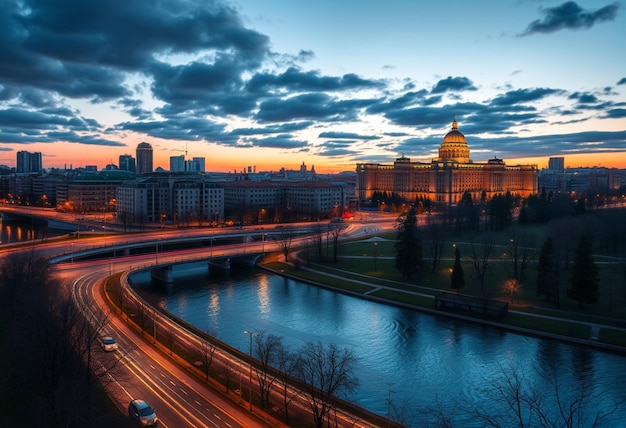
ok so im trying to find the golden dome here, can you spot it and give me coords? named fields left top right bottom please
left=442, top=119, right=466, bottom=144
left=438, top=117, right=470, bottom=163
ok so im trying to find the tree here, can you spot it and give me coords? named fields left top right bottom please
left=329, top=222, right=347, bottom=264
left=568, top=234, right=599, bottom=307
left=294, top=342, right=359, bottom=428
left=470, top=234, right=494, bottom=296
left=394, top=206, right=423, bottom=279
left=450, top=247, right=465, bottom=293
left=537, top=237, right=560, bottom=305
left=507, top=231, right=536, bottom=281
left=274, top=342, right=298, bottom=425
left=424, top=220, right=445, bottom=273
left=0, top=250, right=129, bottom=427
left=198, top=339, right=217, bottom=381
left=465, top=363, right=618, bottom=428
left=252, top=332, right=284, bottom=409
left=276, top=226, right=297, bottom=262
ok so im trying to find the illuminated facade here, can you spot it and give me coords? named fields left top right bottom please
left=356, top=119, right=538, bottom=206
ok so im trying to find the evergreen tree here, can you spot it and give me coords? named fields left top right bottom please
left=567, top=234, right=598, bottom=307
left=450, top=247, right=465, bottom=293
left=536, top=237, right=559, bottom=305
left=394, top=206, right=422, bottom=279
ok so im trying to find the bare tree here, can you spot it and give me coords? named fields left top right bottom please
left=252, top=332, right=284, bottom=409
left=293, top=341, right=359, bottom=428
left=276, top=226, right=297, bottom=262
left=424, top=220, right=446, bottom=273
left=275, top=343, right=299, bottom=425
left=507, top=231, right=536, bottom=281
left=464, top=363, right=619, bottom=428
left=470, top=234, right=495, bottom=296
left=329, top=222, right=347, bottom=264
left=198, top=339, right=217, bottom=381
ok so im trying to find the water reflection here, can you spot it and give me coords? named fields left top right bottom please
left=1, top=219, right=63, bottom=243
left=132, top=268, right=626, bottom=427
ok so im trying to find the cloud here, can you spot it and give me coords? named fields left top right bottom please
left=231, top=122, right=313, bottom=136
left=318, top=132, right=380, bottom=140
left=430, top=76, right=477, bottom=94
left=617, top=77, right=626, bottom=85
left=491, top=88, right=562, bottom=106
left=568, top=92, right=600, bottom=104
left=247, top=134, right=308, bottom=149
left=255, top=93, right=373, bottom=123
left=246, top=67, right=383, bottom=94
left=520, top=1, right=620, bottom=36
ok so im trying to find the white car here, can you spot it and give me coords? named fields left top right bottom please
left=99, top=336, right=118, bottom=352
left=128, top=399, right=158, bottom=426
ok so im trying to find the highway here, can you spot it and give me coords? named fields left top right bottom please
left=56, top=255, right=274, bottom=428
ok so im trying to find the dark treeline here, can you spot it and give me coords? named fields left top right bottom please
left=0, top=250, right=131, bottom=428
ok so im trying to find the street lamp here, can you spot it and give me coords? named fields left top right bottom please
left=262, top=233, right=266, bottom=260
left=243, top=330, right=257, bottom=411
left=374, top=242, right=378, bottom=272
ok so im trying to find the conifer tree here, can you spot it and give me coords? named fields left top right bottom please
left=567, top=234, right=598, bottom=307
left=394, top=206, right=422, bottom=279
left=450, top=247, right=465, bottom=293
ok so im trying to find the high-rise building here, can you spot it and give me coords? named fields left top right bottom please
left=170, top=155, right=185, bottom=172
left=356, top=119, right=538, bottom=206
left=191, top=157, right=205, bottom=172
left=136, top=142, right=153, bottom=175
left=119, top=154, right=136, bottom=172
left=16, top=151, right=43, bottom=173
left=548, top=157, right=565, bottom=172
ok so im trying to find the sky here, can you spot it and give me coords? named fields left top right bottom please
left=0, top=0, right=625, bottom=173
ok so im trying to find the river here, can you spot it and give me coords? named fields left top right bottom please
left=131, top=265, right=626, bottom=427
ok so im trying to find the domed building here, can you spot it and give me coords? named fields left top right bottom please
left=438, top=117, right=470, bottom=163
left=356, top=119, right=538, bottom=206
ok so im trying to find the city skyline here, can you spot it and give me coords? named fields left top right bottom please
left=0, top=0, right=625, bottom=173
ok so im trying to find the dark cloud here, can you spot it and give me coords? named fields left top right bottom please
left=255, top=93, right=373, bottom=123
left=430, top=76, right=477, bottom=94
left=318, top=132, right=380, bottom=140
left=246, top=67, right=383, bottom=94
left=603, top=108, right=626, bottom=119
left=617, top=78, right=626, bottom=85
left=491, top=88, right=562, bottom=106
left=383, top=103, right=484, bottom=127
left=0, top=0, right=269, bottom=104
left=231, top=122, right=313, bottom=136
left=568, top=92, right=599, bottom=104
left=366, top=90, right=429, bottom=114
left=118, top=117, right=233, bottom=144
left=248, top=135, right=308, bottom=149
left=520, top=1, right=620, bottom=36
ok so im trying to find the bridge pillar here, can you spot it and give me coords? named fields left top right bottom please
left=151, top=265, right=173, bottom=292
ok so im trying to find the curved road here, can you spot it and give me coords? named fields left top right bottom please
left=56, top=257, right=274, bottom=428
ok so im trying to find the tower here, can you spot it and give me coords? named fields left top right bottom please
left=136, top=142, right=153, bottom=175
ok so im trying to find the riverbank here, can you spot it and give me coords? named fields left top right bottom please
left=259, top=256, right=626, bottom=355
